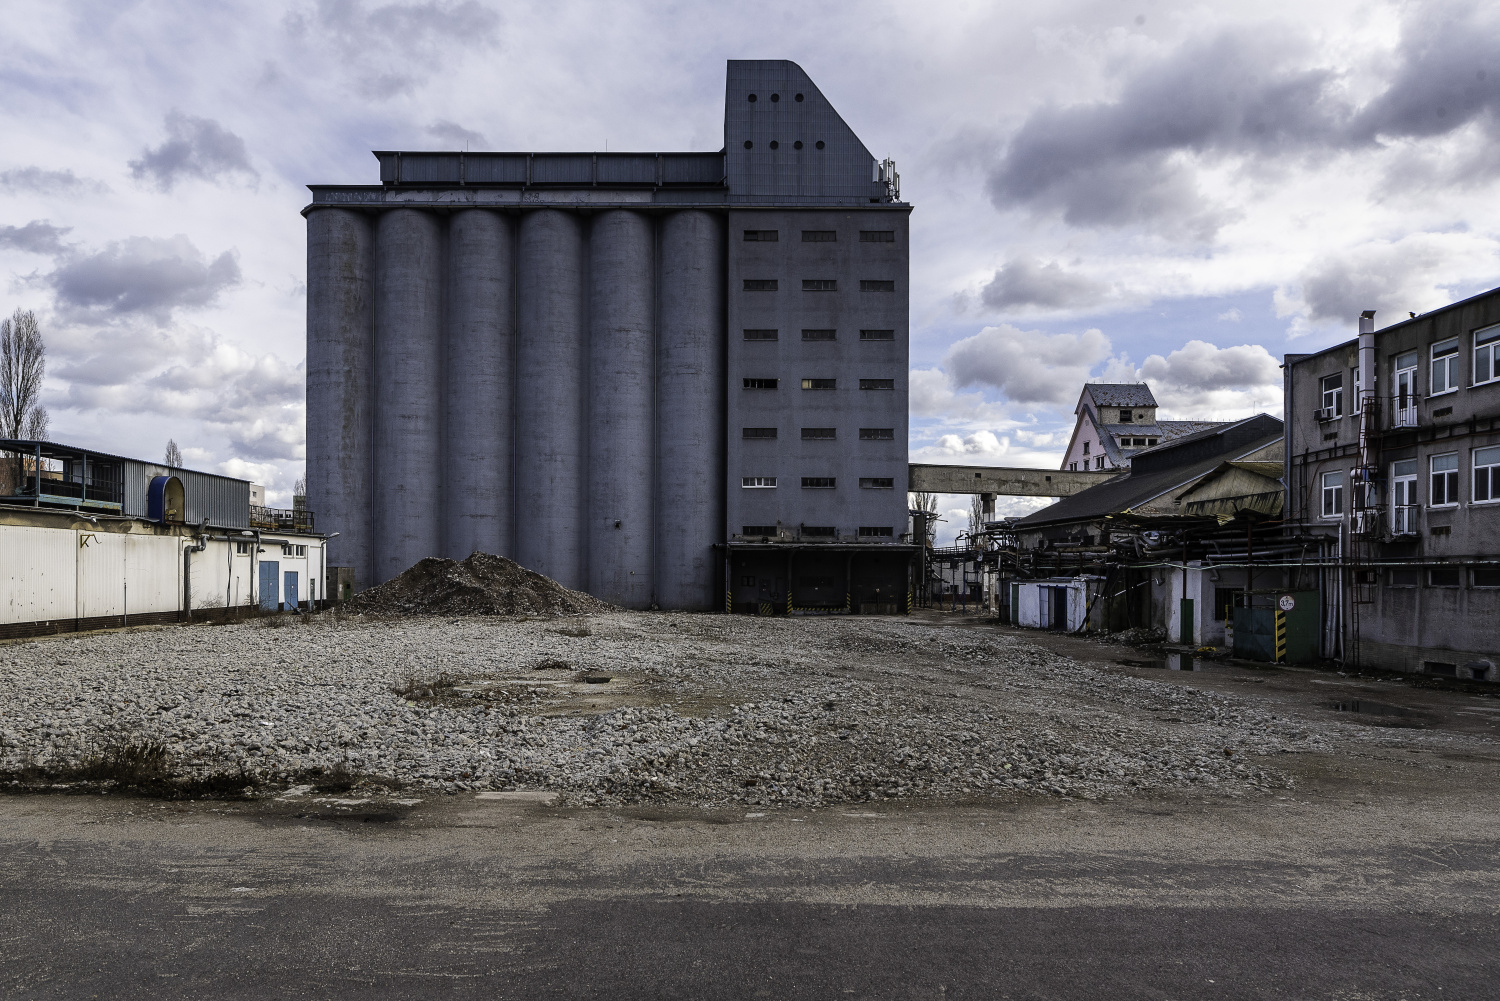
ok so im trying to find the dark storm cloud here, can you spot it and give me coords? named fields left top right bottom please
left=425, top=119, right=488, bottom=148
left=1298, top=238, right=1456, bottom=324
left=129, top=112, right=257, bottom=191
left=0, top=220, right=70, bottom=255
left=979, top=256, right=1109, bottom=310
left=986, top=27, right=1340, bottom=235
left=987, top=4, right=1500, bottom=236
left=1352, top=3, right=1500, bottom=189
left=47, top=235, right=241, bottom=324
left=1352, top=4, right=1500, bottom=142
left=0, top=167, right=106, bottom=194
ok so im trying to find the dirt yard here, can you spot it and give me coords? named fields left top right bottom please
left=1, top=608, right=1494, bottom=809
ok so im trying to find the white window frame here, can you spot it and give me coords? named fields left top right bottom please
left=1475, top=325, right=1500, bottom=387
left=1320, top=373, right=1344, bottom=416
left=1431, top=338, right=1460, bottom=397
left=1430, top=452, right=1459, bottom=507
left=1095, top=456, right=1104, bottom=469
left=741, top=476, right=777, bottom=489
left=1321, top=470, right=1344, bottom=518
left=1393, top=351, right=1419, bottom=427
left=1391, top=459, right=1418, bottom=534
left=1473, top=445, right=1500, bottom=505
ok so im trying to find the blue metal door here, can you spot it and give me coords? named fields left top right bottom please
left=284, top=571, right=299, bottom=610
left=259, top=561, right=279, bottom=611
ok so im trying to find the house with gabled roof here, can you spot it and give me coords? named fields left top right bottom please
left=1060, top=383, right=1226, bottom=472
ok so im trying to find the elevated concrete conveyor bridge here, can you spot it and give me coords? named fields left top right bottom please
left=908, top=464, right=1115, bottom=498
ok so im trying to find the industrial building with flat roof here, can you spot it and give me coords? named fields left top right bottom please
left=304, top=60, right=914, bottom=611
left=0, top=438, right=326, bottom=637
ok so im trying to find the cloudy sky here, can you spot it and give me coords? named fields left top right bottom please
left=4, top=0, right=1499, bottom=536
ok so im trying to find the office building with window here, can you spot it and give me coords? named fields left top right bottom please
left=1284, top=286, right=1500, bottom=679
left=304, top=60, right=913, bottom=612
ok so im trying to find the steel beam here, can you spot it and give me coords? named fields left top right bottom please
left=908, top=464, right=1114, bottom=497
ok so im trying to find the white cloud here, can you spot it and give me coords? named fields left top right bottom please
left=1130, top=340, right=1284, bottom=419
left=44, top=235, right=241, bottom=325
left=6, top=0, right=1500, bottom=506
left=1285, top=232, right=1500, bottom=326
left=975, top=256, right=1111, bottom=312
left=944, top=324, right=1116, bottom=405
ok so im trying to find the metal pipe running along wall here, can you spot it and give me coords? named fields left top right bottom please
left=305, top=206, right=727, bottom=609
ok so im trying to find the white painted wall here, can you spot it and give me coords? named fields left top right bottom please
left=0, top=522, right=326, bottom=625
left=1015, top=579, right=1092, bottom=631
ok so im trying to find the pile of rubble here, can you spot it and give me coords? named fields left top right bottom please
left=347, top=552, right=614, bottom=617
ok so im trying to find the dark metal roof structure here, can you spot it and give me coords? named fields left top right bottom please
left=1016, top=414, right=1284, bottom=528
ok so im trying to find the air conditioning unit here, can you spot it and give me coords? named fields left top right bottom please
left=1314, top=407, right=1337, bottom=421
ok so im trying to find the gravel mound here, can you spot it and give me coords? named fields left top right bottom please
left=347, top=552, right=613, bottom=617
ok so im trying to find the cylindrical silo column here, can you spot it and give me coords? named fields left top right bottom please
left=445, top=209, right=514, bottom=560
left=305, top=208, right=375, bottom=593
left=515, top=209, right=586, bottom=590
left=587, top=210, right=655, bottom=608
left=373, top=208, right=444, bottom=583
left=657, top=209, right=726, bottom=609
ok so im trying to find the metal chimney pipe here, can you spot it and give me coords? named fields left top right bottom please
left=1356, top=310, right=1377, bottom=535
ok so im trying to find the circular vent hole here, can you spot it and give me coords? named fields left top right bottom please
left=794, top=93, right=804, bottom=102
left=748, top=93, right=757, bottom=102
left=771, top=93, right=780, bottom=102
left=743, top=140, right=753, bottom=149
left=815, top=140, right=825, bottom=150
left=794, top=140, right=803, bottom=150
left=769, top=140, right=779, bottom=149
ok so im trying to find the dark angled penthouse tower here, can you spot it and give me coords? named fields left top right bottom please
left=305, top=60, right=912, bottom=612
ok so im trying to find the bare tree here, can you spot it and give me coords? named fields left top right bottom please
left=1, top=309, right=48, bottom=441
left=292, top=474, right=307, bottom=510
left=968, top=495, right=986, bottom=539
left=1, top=309, right=47, bottom=494
left=164, top=439, right=183, bottom=467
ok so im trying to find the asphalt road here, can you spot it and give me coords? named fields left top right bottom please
left=5, top=741, right=1500, bottom=1000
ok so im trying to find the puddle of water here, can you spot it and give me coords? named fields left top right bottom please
left=475, top=790, right=558, bottom=805
left=1170, top=654, right=1197, bottom=671
left=1118, top=659, right=1166, bottom=670
left=1332, top=699, right=1411, bottom=718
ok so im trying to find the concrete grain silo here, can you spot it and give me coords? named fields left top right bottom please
left=305, top=60, right=912, bottom=611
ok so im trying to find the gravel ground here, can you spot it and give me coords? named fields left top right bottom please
left=0, top=611, right=1405, bottom=807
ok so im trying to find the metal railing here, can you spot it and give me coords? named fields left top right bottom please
left=1355, top=395, right=1422, bottom=430
left=1390, top=504, right=1420, bottom=536
left=250, top=505, right=315, bottom=532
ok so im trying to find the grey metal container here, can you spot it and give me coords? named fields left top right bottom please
left=304, top=208, right=375, bottom=588
left=374, top=209, right=444, bottom=583
left=444, top=209, right=514, bottom=561
left=515, top=209, right=587, bottom=590
left=657, top=210, right=726, bottom=609
left=587, top=209, right=656, bottom=608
